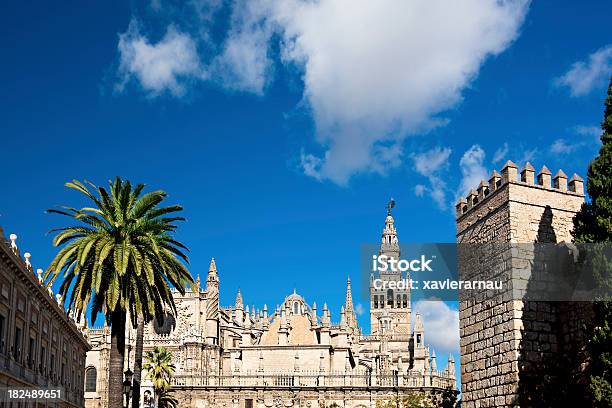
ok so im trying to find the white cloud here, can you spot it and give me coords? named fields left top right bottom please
left=413, top=300, right=459, bottom=356
left=117, top=21, right=204, bottom=97
left=412, top=147, right=452, bottom=209
left=355, top=303, right=364, bottom=316
left=550, top=138, right=578, bottom=155
left=276, top=0, right=530, bottom=183
left=209, top=0, right=275, bottom=94
left=549, top=126, right=603, bottom=155
left=573, top=125, right=601, bottom=138
left=414, top=184, right=426, bottom=197
left=492, top=142, right=509, bottom=164
left=413, top=147, right=452, bottom=177
left=555, top=44, right=612, bottom=97
left=458, top=144, right=488, bottom=197
left=116, top=0, right=529, bottom=183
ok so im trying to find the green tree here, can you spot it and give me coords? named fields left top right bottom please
left=375, top=393, right=435, bottom=408
left=44, top=178, right=193, bottom=408
left=573, top=74, right=612, bottom=407
left=157, top=389, right=178, bottom=408
left=144, top=346, right=176, bottom=407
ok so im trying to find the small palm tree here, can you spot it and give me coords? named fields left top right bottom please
left=45, top=178, right=193, bottom=408
left=144, top=346, right=176, bottom=407
left=157, top=389, right=178, bottom=408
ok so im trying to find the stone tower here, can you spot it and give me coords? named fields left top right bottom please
left=370, top=203, right=411, bottom=335
left=456, top=160, right=586, bottom=407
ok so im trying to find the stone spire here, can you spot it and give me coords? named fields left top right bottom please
left=431, top=350, right=437, bottom=372
left=345, top=277, right=354, bottom=313
left=235, top=288, right=244, bottom=310
left=446, top=354, right=455, bottom=378
left=340, top=305, right=347, bottom=328
left=206, top=258, right=219, bottom=285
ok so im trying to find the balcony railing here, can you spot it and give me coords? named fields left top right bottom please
left=171, top=369, right=455, bottom=389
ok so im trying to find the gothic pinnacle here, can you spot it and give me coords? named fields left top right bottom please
left=235, top=288, right=244, bottom=310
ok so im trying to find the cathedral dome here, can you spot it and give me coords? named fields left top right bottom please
left=283, top=290, right=309, bottom=315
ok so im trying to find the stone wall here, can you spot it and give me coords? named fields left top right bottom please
left=456, top=161, right=590, bottom=407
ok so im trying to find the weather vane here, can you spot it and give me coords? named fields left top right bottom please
left=387, top=198, right=395, bottom=215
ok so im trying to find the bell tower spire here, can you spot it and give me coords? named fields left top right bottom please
left=370, top=199, right=411, bottom=336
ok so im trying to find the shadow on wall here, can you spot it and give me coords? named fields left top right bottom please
left=516, top=206, right=593, bottom=407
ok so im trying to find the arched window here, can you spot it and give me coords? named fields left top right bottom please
left=373, top=295, right=378, bottom=308
left=387, top=289, right=393, bottom=307
left=293, top=301, right=300, bottom=315
left=85, top=366, right=97, bottom=392
left=402, top=294, right=408, bottom=308
left=396, top=294, right=401, bottom=308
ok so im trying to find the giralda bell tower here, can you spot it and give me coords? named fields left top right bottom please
left=369, top=200, right=411, bottom=336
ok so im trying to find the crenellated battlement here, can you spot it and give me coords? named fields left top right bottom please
left=456, top=160, right=584, bottom=220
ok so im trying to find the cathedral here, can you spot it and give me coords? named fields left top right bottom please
left=84, top=206, right=456, bottom=408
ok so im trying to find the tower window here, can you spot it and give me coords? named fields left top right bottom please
left=387, top=289, right=394, bottom=307
left=373, top=295, right=378, bottom=308
left=402, top=294, right=407, bottom=308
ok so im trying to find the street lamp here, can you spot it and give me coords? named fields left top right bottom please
left=123, top=368, right=134, bottom=408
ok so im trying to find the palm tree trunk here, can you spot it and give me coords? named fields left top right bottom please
left=109, top=310, right=126, bottom=408
left=132, top=315, right=144, bottom=408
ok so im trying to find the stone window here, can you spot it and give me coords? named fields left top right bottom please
left=85, top=366, right=97, bottom=392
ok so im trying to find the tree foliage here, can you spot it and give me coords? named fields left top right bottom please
left=573, top=74, right=612, bottom=407
left=375, top=393, right=435, bottom=408
left=45, top=178, right=193, bottom=326
left=144, top=346, right=177, bottom=407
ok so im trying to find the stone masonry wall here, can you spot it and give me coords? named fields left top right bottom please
left=456, top=161, right=587, bottom=408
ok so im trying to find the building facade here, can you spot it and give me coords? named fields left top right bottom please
left=0, top=226, right=90, bottom=407
left=85, top=208, right=456, bottom=408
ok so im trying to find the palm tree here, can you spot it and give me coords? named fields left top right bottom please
left=44, top=178, right=193, bottom=408
left=143, top=346, right=175, bottom=407
left=157, top=389, right=178, bottom=408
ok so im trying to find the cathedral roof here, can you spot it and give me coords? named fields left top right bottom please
left=260, top=313, right=316, bottom=346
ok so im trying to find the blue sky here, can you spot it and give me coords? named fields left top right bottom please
left=1, top=0, right=611, bottom=379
